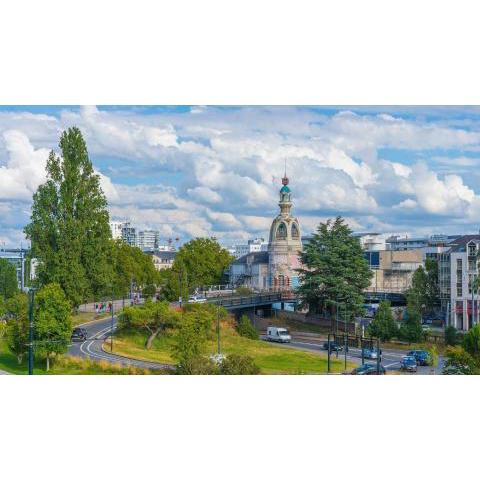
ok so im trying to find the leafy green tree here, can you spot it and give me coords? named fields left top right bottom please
left=236, top=314, right=259, bottom=340
left=143, top=284, right=156, bottom=298
left=367, top=301, right=397, bottom=341
left=34, top=283, right=72, bottom=371
left=24, top=127, right=113, bottom=307
left=0, top=258, right=18, bottom=300
left=172, top=304, right=216, bottom=373
left=5, top=293, right=29, bottom=364
left=119, top=300, right=179, bottom=349
left=445, top=325, right=458, bottom=346
left=297, top=216, right=372, bottom=316
left=220, top=354, right=260, bottom=374
left=406, top=266, right=428, bottom=315
left=111, top=240, right=159, bottom=298
left=162, top=238, right=234, bottom=301
left=462, top=323, right=480, bottom=357
left=399, top=304, right=423, bottom=343
left=424, top=258, right=439, bottom=309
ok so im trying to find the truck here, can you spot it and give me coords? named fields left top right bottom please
left=266, top=326, right=292, bottom=343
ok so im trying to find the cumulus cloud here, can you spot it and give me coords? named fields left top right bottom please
left=3, top=105, right=480, bottom=246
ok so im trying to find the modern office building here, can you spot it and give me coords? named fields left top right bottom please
left=137, top=230, right=159, bottom=251
left=231, top=238, right=268, bottom=259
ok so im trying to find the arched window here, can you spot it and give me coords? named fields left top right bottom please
left=276, top=222, right=287, bottom=240
left=291, top=222, right=299, bottom=239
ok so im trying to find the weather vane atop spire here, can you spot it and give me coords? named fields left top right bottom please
left=282, top=159, right=289, bottom=185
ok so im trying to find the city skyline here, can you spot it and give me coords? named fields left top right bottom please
left=2, top=105, right=480, bottom=247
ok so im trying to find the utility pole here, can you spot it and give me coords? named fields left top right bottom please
left=111, top=290, right=114, bottom=352
left=327, top=333, right=331, bottom=374
left=344, top=302, right=348, bottom=371
left=28, top=288, right=35, bottom=375
left=216, top=304, right=221, bottom=355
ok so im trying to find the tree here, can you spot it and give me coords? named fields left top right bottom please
left=406, top=266, right=428, bottom=316
left=0, top=258, right=18, bottom=300
left=24, top=127, right=113, bottom=307
left=162, top=238, right=234, bottom=301
left=462, top=323, right=480, bottom=357
left=236, top=314, right=259, bottom=340
left=398, top=303, right=423, bottom=343
left=424, top=258, right=439, bottom=309
left=34, top=283, right=72, bottom=371
left=5, top=293, right=29, bottom=364
left=445, top=325, right=458, bottom=346
left=111, top=240, right=159, bottom=298
left=367, top=301, right=397, bottom=341
left=297, top=217, right=372, bottom=316
left=172, top=304, right=216, bottom=373
left=142, top=284, right=156, bottom=298
left=119, top=300, right=179, bottom=349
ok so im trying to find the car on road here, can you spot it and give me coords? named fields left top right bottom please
left=71, top=327, right=88, bottom=342
left=187, top=295, right=207, bottom=303
left=266, top=326, right=291, bottom=343
left=362, top=347, right=382, bottom=360
left=400, top=355, right=418, bottom=372
left=322, top=341, right=343, bottom=352
left=408, top=350, right=432, bottom=366
left=350, top=363, right=386, bottom=375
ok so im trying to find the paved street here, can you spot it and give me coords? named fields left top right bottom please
left=263, top=334, right=444, bottom=374
left=68, top=316, right=172, bottom=371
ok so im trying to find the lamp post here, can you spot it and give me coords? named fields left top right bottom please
left=110, top=290, right=114, bottom=352
left=216, top=304, right=221, bottom=355
left=27, top=287, right=36, bottom=375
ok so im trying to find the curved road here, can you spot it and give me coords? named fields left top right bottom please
left=68, top=317, right=172, bottom=371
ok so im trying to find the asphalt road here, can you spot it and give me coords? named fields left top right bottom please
left=264, top=335, right=444, bottom=374
left=68, top=316, right=172, bottom=371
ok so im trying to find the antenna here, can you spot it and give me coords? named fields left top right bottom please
left=284, top=158, right=287, bottom=177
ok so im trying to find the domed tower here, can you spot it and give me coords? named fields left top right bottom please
left=268, top=171, right=302, bottom=289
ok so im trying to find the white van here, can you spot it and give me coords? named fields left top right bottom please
left=266, top=326, right=292, bottom=343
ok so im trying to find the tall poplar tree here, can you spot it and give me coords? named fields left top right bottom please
left=297, top=216, right=372, bottom=316
left=25, top=127, right=112, bottom=307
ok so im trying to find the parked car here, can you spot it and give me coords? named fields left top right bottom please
left=408, top=350, right=432, bottom=366
left=266, top=326, right=292, bottom=343
left=400, top=355, right=418, bottom=372
left=322, top=341, right=343, bottom=352
left=362, top=347, right=382, bottom=360
left=350, top=363, right=386, bottom=375
left=71, top=327, right=88, bottom=342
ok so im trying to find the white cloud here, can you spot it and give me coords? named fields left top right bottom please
left=187, top=186, right=222, bottom=204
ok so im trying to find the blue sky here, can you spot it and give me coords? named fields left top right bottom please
left=2, top=105, right=480, bottom=248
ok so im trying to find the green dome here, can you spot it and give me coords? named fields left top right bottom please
left=280, top=185, right=290, bottom=193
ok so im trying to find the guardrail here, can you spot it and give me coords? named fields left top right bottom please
left=207, top=291, right=299, bottom=309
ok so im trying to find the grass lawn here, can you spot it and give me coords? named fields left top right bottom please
left=110, top=323, right=354, bottom=374
left=0, top=338, right=161, bottom=375
left=72, top=311, right=109, bottom=326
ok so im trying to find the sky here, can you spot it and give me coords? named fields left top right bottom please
left=2, top=105, right=480, bottom=248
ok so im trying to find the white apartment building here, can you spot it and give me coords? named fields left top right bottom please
left=109, top=221, right=124, bottom=240
left=232, top=238, right=268, bottom=259
left=353, top=232, right=387, bottom=251
left=439, top=235, right=480, bottom=330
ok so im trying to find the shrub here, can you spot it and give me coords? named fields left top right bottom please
left=142, top=284, right=156, bottom=297
left=220, top=354, right=260, bottom=375
left=176, top=356, right=219, bottom=375
left=236, top=315, right=259, bottom=340
left=235, top=286, right=254, bottom=296
left=445, top=325, right=458, bottom=346
left=443, top=346, right=477, bottom=375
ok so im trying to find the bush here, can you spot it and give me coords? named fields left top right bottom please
left=235, top=286, right=254, bottom=296
left=142, top=284, right=157, bottom=297
left=176, top=356, right=219, bottom=375
left=236, top=315, right=259, bottom=340
left=445, top=325, right=458, bottom=346
left=443, top=346, right=477, bottom=375
left=220, top=354, right=260, bottom=375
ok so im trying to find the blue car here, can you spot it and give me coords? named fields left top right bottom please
left=400, top=355, right=417, bottom=372
left=408, top=350, right=432, bottom=366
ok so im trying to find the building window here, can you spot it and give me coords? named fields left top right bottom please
left=276, top=223, right=287, bottom=240
left=291, top=223, right=299, bottom=239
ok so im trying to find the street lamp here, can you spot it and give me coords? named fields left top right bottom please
left=26, top=286, right=37, bottom=375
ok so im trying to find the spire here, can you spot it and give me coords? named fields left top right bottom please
left=282, top=159, right=289, bottom=186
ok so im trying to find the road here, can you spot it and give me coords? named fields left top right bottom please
left=263, top=334, right=444, bottom=374
left=68, top=316, right=172, bottom=371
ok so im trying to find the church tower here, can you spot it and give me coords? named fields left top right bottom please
left=268, top=169, right=302, bottom=289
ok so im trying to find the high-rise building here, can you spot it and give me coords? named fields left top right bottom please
left=137, top=230, right=159, bottom=251
left=121, top=222, right=137, bottom=247
left=109, top=221, right=124, bottom=240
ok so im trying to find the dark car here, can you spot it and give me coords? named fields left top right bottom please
left=400, top=355, right=418, bottom=372
left=362, top=347, right=382, bottom=360
left=408, top=350, right=431, bottom=366
left=323, top=341, right=343, bottom=352
left=350, top=363, right=386, bottom=375
left=71, top=327, right=88, bottom=342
